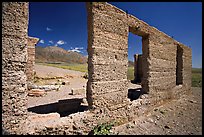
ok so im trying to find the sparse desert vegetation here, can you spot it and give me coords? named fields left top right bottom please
left=192, top=68, right=202, bottom=87
left=37, top=62, right=202, bottom=87
left=36, top=62, right=88, bottom=73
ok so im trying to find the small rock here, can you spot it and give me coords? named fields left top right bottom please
left=28, top=89, right=45, bottom=97
left=45, top=126, right=53, bottom=130
left=10, top=120, right=17, bottom=124
left=73, top=125, right=77, bottom=130
left=189, top=100, right=195, bottom=103
left=154, top=108, right=158, bottom=111
left=70, top=88, right=85, bottom=95
left=147, top=118, right=154, bottom=123
left=164, top=125, right=170, bottom=129
left=64, top=81, right=70, bottom=85
left=156, top=115, right=160, bottom=120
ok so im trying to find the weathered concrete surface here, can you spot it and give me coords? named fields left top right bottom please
left=26, top=36, right=39, bottom=82
left=2, top=2, right=192, bottom=135
left=86, top=2, right=130, bottom=110
left=2, top=2, right=29, bottom=134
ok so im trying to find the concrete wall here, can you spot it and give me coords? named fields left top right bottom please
left=127, top=12, right=192, bottom=100
left=86, top=2, right=130, bottom=110
left=86, top=2, right=192, bottom=108
left=2, top=2, right=29, bottom=134
left=26, top=37, right=39, bottom=82
left=2, top=2, right=192, bottom=135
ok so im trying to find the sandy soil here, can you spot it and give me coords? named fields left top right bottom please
left=111, top=87, right=202, bottom=135
left=28, top=64, right=87, bottom=108
left=28, top=64, right=202, bottom=135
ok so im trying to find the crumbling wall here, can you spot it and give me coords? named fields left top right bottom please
left=127, top=13, right=192, bottom=101
left=177, top=44, right=192, bottom=91
left=26, top=37, right=39, bottom=82
left=86, top=2, right=130, bottom=110
left=134, top=54, right=143, bottom=83
left=2, top=2, right=192, bottom=135
left=176, top=45, right=183, bottom=85
left=2, top=2, right=29, bottom=134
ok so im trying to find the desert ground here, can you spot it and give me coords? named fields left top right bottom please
left=27, top=64, right=202, bottom=135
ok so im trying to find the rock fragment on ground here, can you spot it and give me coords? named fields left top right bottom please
left=28, top=89, right=46, bottom=97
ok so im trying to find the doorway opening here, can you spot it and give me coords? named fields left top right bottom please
left=176, top=45, right=183, bottom=85
left=127, top=31, right=143, bottom=101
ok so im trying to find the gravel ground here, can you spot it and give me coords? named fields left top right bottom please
left=28, top=64, right=202, bottom=135
left=28, top=64, right=87, bottom=108
left=111, top=87, right=202, bottom=135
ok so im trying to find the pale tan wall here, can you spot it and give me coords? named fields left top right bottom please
left=127, top=12, right=192, bottom=100
left=2, top=2, right=192, bottom=135
left=2, top=2, right=29, bottom=134
left=86, top=2, right=130, bottom=110
left=26, top=37, right=39, bottom=82
left=86, top=2, right=192, bottom=108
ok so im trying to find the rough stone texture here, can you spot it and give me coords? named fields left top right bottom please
left=2, top=2, right=29, bottom=134
left=2, top=2, right=192, bottom=135
left=26, top=36, right=39, bottom=82
left=86, top=2, right=129, bottom=110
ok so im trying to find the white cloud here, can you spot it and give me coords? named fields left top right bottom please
left=69, top=49, right=82, bottom=53
left=56, top=40, right=66, bottom=45
left=75, top=47, right=83, bottom=50
left=46, top=27, right=52, bottom=31
left=39, top=39, right=44, bottom=44
left=68, top=47, right=84, bottom=53
left=49, top=40, right=54, bottom=44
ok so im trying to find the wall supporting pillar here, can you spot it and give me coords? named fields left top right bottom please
left=2, top=2, right=29, bottom=134
left=26, top=36, right=39, bottom=82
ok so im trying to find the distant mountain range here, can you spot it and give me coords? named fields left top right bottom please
left=35, top=46, right=87, bottom=64
left=35, top=46, right=134, bottom=66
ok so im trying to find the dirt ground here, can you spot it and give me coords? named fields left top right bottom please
left=27, top=64, right=87, bottom=108
left=28, top=64, right=202, bottom=135
left=111, top=87, right=202, bottom=135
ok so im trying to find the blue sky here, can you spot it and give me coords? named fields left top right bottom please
left=28, top=2, right=202, bottom=68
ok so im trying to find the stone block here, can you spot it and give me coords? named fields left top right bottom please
left=70, top=88, right=86, bottom=95
left=91, top=28, right=128, bottom=51
left=88, top=64, right=128, bottom=82
left=93, top=10, right=128, bottom=36
left=28, top=89, right=46, bottom=97
left=88, top=47, right=128, bottom=65
left=2, top=37, right=27, bottom=62
left=87, top=79, right=128, bottom=96
left=91, top=90, right=129, bottom=109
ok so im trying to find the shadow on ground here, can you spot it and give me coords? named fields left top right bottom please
left=128, top=88, right=144, bottom=101
left=27, top=98, right=88, bottom=117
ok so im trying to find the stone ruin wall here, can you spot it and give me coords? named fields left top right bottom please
left=2, top=2, right=192, bottom=135
left=87, top=2, right=192, bottom=109
left=26, top=37, right=39, bottom=82
left=2, top=2, right=29, bottom=134
left=86, top=2, right=130, bottom=111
